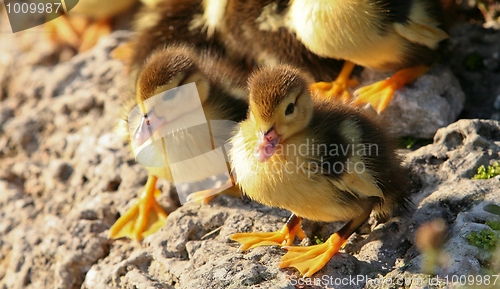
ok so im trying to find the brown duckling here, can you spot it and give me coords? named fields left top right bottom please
left=129, top=0, right=228, bottom=71
left=202, top=0, right=447, bottom=112
left=229, top=65, right=410, bottom=276
left=110, top=44, right=249, bottom=241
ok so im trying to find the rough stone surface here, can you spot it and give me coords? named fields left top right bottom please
left=447, top=24, right=500, bottom=121
left=360, top=65, right=466, bottom=138
left=1, top=7, right=500, bottom=289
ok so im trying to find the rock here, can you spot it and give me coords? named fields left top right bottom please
left=447, top=24, right=500, bottom=120
left=359, top=65, right=466, bottom=139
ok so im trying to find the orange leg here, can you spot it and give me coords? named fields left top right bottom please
left=309, top=61, right=359, bottom=103
left=185, top=177, right=238, bottom=204
left=353, top=65, right=430, bottom=113
left=279, top=207, right=372, bottom=277
left=109, top=174, right=168, bottom=241
left=46, top=14, right=82, bottom=49
left=230, top=214, right=307, bottom=251
left=79, top=18, right=112, bottom=52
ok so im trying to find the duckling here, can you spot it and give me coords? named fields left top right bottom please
left=206, top=0, right=448, bottom=112
left=229, top=65, right=410, bottom=277
left=129, top=0, right=225, bottom=71
left=46, top=0, right=138, bottom=52
left=110, top=44, right=249, bottom=241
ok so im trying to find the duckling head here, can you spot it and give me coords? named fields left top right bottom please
left=132, top=47, right=211, bottom=146
left=248, top=66, right=314, bottom=162
left=136, top=47, right=210, bottom=103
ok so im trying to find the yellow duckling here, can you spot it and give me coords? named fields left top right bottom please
left=110, top=44, right=249, bottom=241
left=230, top=65, right=410, bottom=276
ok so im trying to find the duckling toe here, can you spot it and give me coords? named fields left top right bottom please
left=309, top=79, right=356, bottom=102
left=46, top=15, right=82, bottom=50
left=353, top=81, right=395, bottom=113
left=109, top=175, right=167, bottom=241
left=309, top=61, right=358, bottom=102
left=353, top=65, right=430, bottom=113
left=279, top=233, right=346, bottom=277
left=230, top=231, right=290, bottom=251
left=79, top=18, right=112, bottom=52
left=230, top=218, right=306, bottom=251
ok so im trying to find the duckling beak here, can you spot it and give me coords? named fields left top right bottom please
left=254, top=126, right=280, bottom=162
left=133, top=110, right=166, bottom=147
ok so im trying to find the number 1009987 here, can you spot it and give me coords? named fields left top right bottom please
left=5, top=2, right=62, bottom=14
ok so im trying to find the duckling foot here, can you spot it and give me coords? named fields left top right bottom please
left=230, top=214, right=306, bottom=251
left=309, top=61, right=358, bottom=102
left=46, top=15, right=111, bottom=52
left=46, top=14, right=83, bottom=50
left=109, top=175, right=167, bottom=241
left=185, top=178, right=237, bottom=204
left=279, top=232, right=347, bottom=277
left=79, top=18, right=112, bottom=52
left=353, top=65, right=430, bottom=113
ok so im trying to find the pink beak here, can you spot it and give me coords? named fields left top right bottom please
left=254, top=127, right=280, bottom=162
left=133, top=110, right=166, bottom=147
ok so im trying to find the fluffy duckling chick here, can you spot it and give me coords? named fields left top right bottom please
left=208, top=0, right=448, bottom=112
left=46, top=0, right=138, bottom=52
left=110, top=45, right=249, bottom=241
left=129, top=0, right=225, bottom=71
left=230, top=66, right=410, bottom=277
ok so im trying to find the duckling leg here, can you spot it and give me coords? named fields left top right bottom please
left=230, top=214, right=307, bottom=251
left=79, top=18, right=112, bottom=52
left=46, top=15, right=83, bottom=50
left=279, top=208, right=371, bottom=277
left=353, top=65, right=430, bottom=113
left=186, top=180, right=241, bottom=204
left=109, top=174, right=168, bottom=241
left=309, top=61, right=359, bottom=102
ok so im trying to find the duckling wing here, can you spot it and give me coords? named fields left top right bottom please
left=329, top=172, right=385, bottom=200
left=392, top=2, right=448, bottom=49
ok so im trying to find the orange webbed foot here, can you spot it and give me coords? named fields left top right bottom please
left=353, top=65, right=430, bottom=113
left=79, top=18, right=112, bottom=52
left=279, top=232, right=347, bottom=277
left=109, top=175, right=168, bottom=241
left=310, top=61, right=358, bottom=102
left=230, top=215, right=306, bottom=251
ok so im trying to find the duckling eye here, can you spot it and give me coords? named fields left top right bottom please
left=285, top=103, right=295, bottom=116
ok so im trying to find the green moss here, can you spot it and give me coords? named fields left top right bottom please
left=313, top=235, right=324, bottom=245
left=486, top=220, right=500, bottom=231
left=483, top=204, right=500, bottom=216
left=401, top=136, right=417, bottom=149
left=467, top=229, right=499, bottom=251
left=465, top=52, right=484, bottom=71
left=399, top=137, right=432, bottom=150
left=473, top=162, right=500, bottom=180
